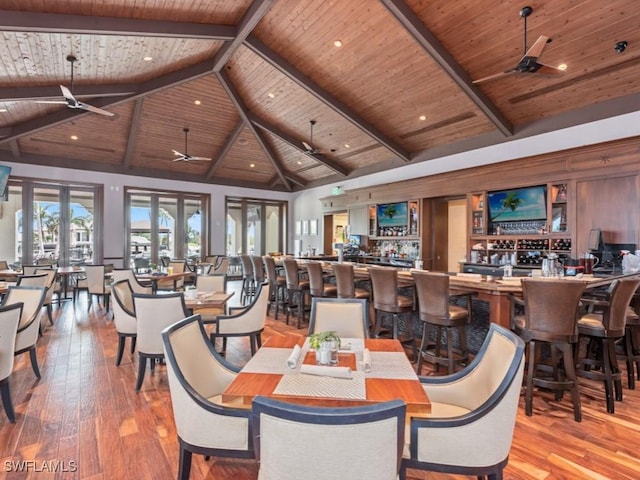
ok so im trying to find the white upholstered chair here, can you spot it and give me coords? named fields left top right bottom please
left=1, top=285, right=47, bottom=379
left=210, top=281, right=269, bottom=357
left=161, top=314, right=254, bottom=480
left=35, top=267, right=61, bottom=325
left=307, top=297, right=370, bottom=339
left=85, top=265, right=110, bottom=312
left=400, top=323, right=525, bottom=480
left=111, top=280, right=137, bottom=366
left=192, top=274, right=227, bottom=323
left=112, top=268, right=152, bottom=294
left=212, top=256, right=229, bottom=275
left=156, top=259, right=187, bottom=291
left=133, top=292, right=189, bottom=391
left=251, top=396, right=406, bottom=480
left=0, top=302, right=24, bottom=423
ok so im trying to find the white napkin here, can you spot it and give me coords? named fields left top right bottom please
left=299, top=364, right=352, bottom=379
left=286, top=345, right=302, bottom=369
left=362, top=348, right=372, bottom=373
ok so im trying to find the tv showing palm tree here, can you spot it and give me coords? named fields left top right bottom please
left=377, top=202, right=408, bottom=227
left=487, top=186, right=547, bottom=223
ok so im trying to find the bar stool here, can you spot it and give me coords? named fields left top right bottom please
left=509, top=278, right=586, bottom=422
left=368, top=266, right=416, bottom=360
left=305, top=262, right=337, bottom=299
left=283, top=258, right=310, bottom=328
left=239, top=255, right=255, bottom=305
left=332, top=263, right=370, bottom=299
left=576, top=277, right=640, bottom=413
left=411, top=271, right=474, bottom=375
left=620, top=302, right=640, bottom=389
left=263, top=255, right=287, bottom=320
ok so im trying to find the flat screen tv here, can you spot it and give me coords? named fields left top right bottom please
left=0, top=164, right=10, bottom=202
left=377, top=202, right=408, bottom=227
left=487, top=185, right=547, bottom=223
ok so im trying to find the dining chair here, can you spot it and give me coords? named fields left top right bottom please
left=305, top=261, right=337, bottom=299
left=308, top=297, right=370, bottom=339
left=251, top=396, right=405, bottom=480
left=35, top=268, right=61, bottom=325
left=161, top=314, right=254, bottom=480
left=368, top=266, right=416, bottom=359
left=0, top=302, right=24, bottom=423
left=210, top=281, right=270, bottom=357
left=157, top=259, right=187, bottom=291
left=112, top=268, right=152, bottom=294
left=0, top=260, right=9, bottom=270
left=509, top=278, right=587, bottom=422
left=1, top=285, right=47, bottom=379
left=21, top=265, right=40, bottom=276
left=212, top=256, right=229, bottom=276
left=283, top=258, right=310, bottom=328
left=132, top=292, right=189, bottom=391
left=411, top=271, right=475, bottom=375
left=401, top=324, right=525, bottom=480
left=239, top=255, right=256, bottom=305
left=111, top=280, right=137, bottom=366
left=85, top=265, right=111, bottom=312
left=193, top=274, right=227, bottom=323
left=263, top=255, right=287, bottom=320
left=332, top=262, right=370, bottom=299
left=575, top=277, right=640, bottom=413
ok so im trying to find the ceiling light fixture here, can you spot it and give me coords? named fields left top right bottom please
left=250, top=163, right=255, bottom=168
left=70, top=135, right=78, bottom=140
left=344, top=144, right=350, bottom=148
left=297, top=161, right=302, bottom=165
left=614, top=41, right=628, bottom=53
left=267, top=92, right=275, bottom=98
left=143, top=56, right=153, bottom=61
left=419, top=115, right=427, bottom=121
left=194, top=100, right=201, bottom=105
left=558, top=63, right=568, bottom=71
left=334, top=40, right=343, bottom=48
left=0, top=108, right=7, bottom=112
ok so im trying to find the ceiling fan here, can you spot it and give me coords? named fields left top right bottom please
left=35, top=55, right=115, bottom=116
left=302, top=120, right=319, bottom=154
left=472, top=6, right=565, bottom=84
left=171, top=128, right=212, bottom=162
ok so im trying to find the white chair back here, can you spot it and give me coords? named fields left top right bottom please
left=213, top=257, right=229, bottom=275
left=133, top=293, right=188, bottom=355
left=0, top=303, right=23, bottom=379
left=85, top=265, right=107, bottom=294
left=308, top=298, right=370, bottom=338
left=112, top=269, right=152, bottom=294
left=196, top=274, right=226, bottom=294
left=217, top=282, right=269, bottom=335
left=111, top=280, right=136, bottom=335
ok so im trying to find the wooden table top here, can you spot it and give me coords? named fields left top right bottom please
left=184, top=291, right=234, bottom=310
left=221, top=334, right=430, bottom=417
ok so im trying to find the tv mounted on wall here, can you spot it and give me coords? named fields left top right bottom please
left=487, top=185, right=547, bottom=223
left=376, top=201, right=408, bottom=228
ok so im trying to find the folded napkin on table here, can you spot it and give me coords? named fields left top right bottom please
left=299, top=364, right=352, bottom=379
left=362, top=348, right=372, bottom=373
left=286, top=344, right=302, bottom=369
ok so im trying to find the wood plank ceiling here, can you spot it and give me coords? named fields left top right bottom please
left=0, top=0, right=638, bottom=192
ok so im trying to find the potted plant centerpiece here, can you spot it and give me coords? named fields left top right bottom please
left=309, top=330, right=341, bottom=366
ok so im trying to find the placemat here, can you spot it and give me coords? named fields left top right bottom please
left=365, top=352, right=419, bottom=379
left=241, top=347, right=306, bottom=374
left=273, top=370, right=366, bottom=399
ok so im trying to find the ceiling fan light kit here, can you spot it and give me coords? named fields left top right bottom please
left=302, top=119, right=319, bottom=154
left=614, top=41, right=628, bottom=53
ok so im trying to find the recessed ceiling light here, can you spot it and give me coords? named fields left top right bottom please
left=70, top=135, right=78, bottom=140
left=250, top=163, right=255, bottom=168
left=344, top=144, right=350, bottom=148
left=558, top=63, right=568, bottom=71
left=419, top=115, right=427, bottom=121
left=297, top=161, right=302, bottom=165
left=267, top=92, right=275, bottom=98
left=194, top=100, right=201, bottom=105
left=143, top=56, right=153, bottom=62
left=0, top=108, right=7, bottom=113
left=334, top=40, right=343, bottom=48
left=238, top=138, right=248, bottom=145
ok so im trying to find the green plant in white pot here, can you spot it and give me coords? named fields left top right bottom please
left=309, top=331, right=341, bottom=365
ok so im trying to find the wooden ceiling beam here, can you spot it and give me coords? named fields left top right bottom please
left=0, top=10, right=235, bottom=39
left=379, top=0, right=513, bottom=137
left=248, top=112, right=350, bottom=177
left=123, top=98, right=145, bottom=170
left=245, top=35, right=411, bottom=162
left=215, top=70, right=292, bottom=191
left=206, top=119, right=245, bottom=180
left=213, top=0, right=276, bottom=72
left=0, top=84, right=136, bottom=101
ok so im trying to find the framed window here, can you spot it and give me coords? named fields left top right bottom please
left=295, top=221, right=302, bottom=236
left=302, top=220, right=309, bottom=235
left=309, top=219, right=318, bottom=236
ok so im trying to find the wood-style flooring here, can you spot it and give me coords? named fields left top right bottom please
left=1, top=281, right=640, bottom=480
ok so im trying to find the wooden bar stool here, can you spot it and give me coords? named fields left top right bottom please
left=510, top=278, right=586, bottom=422
left=411, top=271, right=474, bottom=375
left=368, top=266, right=416, bottom=360
left=283, top=259, right=310, bottom=328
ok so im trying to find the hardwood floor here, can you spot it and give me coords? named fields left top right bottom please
left=2, top=281, right=640, bottom=479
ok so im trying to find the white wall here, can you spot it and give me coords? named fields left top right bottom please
left=3, top=163, right=293, bottom=260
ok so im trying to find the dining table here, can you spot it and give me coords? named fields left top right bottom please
left=221, top=334, right=431, bottom=418
left=183, top=290, right=234, bottom=312
left=135, top=271, right=193, bottom=293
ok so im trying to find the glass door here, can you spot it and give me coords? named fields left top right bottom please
left=32, top=186, right=61, bottom=265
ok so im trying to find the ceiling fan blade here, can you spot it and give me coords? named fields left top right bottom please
left=535, top=62, right=566, bottom=76
left=60, top=85, right=76, bottom=102
left=302, top=141, right=313, bottom=151
left=472, top=69, right=516, bottom=84
left=172, top=149, right=186, bottom=157
left=187, top=156, right=212, bottom=161
left=524, top=35, right=550, bottom=60
left=34, top=100, right=68, bottom=104
left=77, top=101, right=115, bottom=117
left=172, top=157, right=186, bottom=162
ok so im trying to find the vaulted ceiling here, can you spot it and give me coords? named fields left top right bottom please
left=0, top=0, right=639, bottom=192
